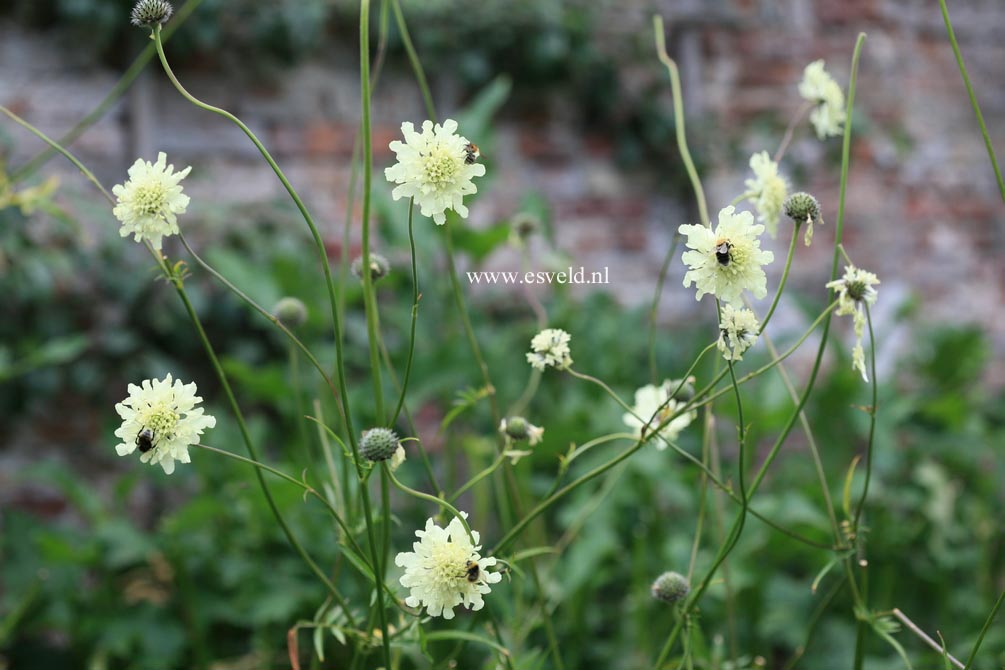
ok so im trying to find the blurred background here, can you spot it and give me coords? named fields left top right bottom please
left=1, top=0, right=1003, bottom=669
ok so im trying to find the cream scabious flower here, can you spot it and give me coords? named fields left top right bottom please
left=384, top=119, right=485, bottom=226
left=113, top=374, right=216, bottom=474
left=717, top=304, right=760, bottom=361
left=826, top=265, right=880, bottom=381
left=744, top=151, right=788, bottom=237
left=623, top=379, right=697, bottom=449
left=798, top=60, right=846, bottom=139
left=679, top=206, right=774, bottom=303
left=394, top=513, right=502, bottom=619
left=526, top=328, right=573, bottom=371
left=112, top=152, right=192, bottom=250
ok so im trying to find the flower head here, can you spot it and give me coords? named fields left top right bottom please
left=825, top=265, right=880, bottom=381
left=272, top=297, right=308, bottom=327
left=112, top=152, right=192, bottom=250
left=526, top=328, right=573, bottom=371
left=679, top=206, right=775, bottom=303
left=395, top=513, right=502, bottom=619
left=130, top=0, right=173, bottom=27
left=623, top=378, right=697, bottom=448
left=499, top=417, right=544, bottom=446
left=799, top=60, right=846, bottom=139
left=384, top=119, right=485, bottom=226
left=113, top=374, right=216, bottom=474
left=351, top=253, right=390, bottom=282
left=651, top=571, right=690, bottom=604
left=744, top=151, right=788, bottom=237
left=718, top=304, right=761, bottom=361
left=360, top=427, right=401, bottom=462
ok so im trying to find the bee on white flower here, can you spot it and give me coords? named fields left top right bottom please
left=394, top=513, right=502, bottom=619
left=717, top=304, right=761, bottom=361
left=112, top=152, right=192, bottom=250
left=744, top=151, right=788, bottom=237
left=799, top=60, right=846, bottom=140
left=623, top=378, right=697, bottom=449
left=384, top=119, right=486, bottom=226
left=679, top=206, right=775, bottom=304
left=113, top=374, right=216, bottom=474
left=526, top=328, right=573, bottom=371
left=826, top=265, right=880, bottom=381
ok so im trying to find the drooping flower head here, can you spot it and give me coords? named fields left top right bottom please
left=113, top=374, right=216, bottom=474
left=526, top=328, right=573, bottom=371
left=623, top=378, right=697, bottom=448
left=112, top=152, right=192, bottom=250
left=394, top=513, right=502, bottom=619
left=744, top=151, right=788, bottom=237
left=384, top=119, right=485, bottom=225
left=825, top=265, right=880, bottom=381
left=799, top=60, right=846, bottom=139
left=679, top=206, right=775, bottom=303
left=499, top=417, right=544, bottom=446
left=717, top=304, right=761, bottom=361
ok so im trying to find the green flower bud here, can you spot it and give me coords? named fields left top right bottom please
left=351, top=253, right=390, bottom=282
left=500, top=417, right=530, bottom=441
left=783, top=192, right=821, bottom=226
left=360, top=427, right=400, bottom=462
left=272, top=297, right=308, bottom=328
left=130, top=0, right=173, bottom=27
left=651, top=571, right=690, bottom=604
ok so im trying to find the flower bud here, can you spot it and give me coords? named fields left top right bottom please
left=783, top=192, right=821, bottom=226
left=272, top=297, right=308, bottom=328
left=651, top=571, right=690, bottom=604
left=500, top=417, right=529, bottom=440
left=130, top=0, right=174, bottom=27
left=360, top=427, right=400, bottom=462
left=351, top=253, right=390, bottom=282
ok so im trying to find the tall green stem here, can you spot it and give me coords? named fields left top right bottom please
left=937, top=0, right=1005, bottom=202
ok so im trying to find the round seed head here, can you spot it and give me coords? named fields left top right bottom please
left=651, top=571, right=690, bottom=604
left=272, top=297, right=308, bottom=328
left=783, top=192, right=821, bottom=226
left=360, top=427, right=400, bottom=462
left=130, top=0, right=174, bottom=27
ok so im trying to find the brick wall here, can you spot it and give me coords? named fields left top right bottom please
left=2, top=0, right=1003, bottom=382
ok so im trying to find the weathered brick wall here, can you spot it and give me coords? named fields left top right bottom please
left=2, top=0, right=1003, bottom=381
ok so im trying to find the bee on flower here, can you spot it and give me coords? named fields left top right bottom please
left=394, top=513, right=502, bottom=619
left=113, top=374, right=216, bottom=474
left=679, top=206, right=775, bottom=303
left=384, top=119, right=486, bottom=226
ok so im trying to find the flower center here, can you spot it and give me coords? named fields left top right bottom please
left=139, top=402, right=180, bottom=444
left=132, top=183, right=169, bottom=217
left=847, top=280, right=868, bottom=302
left=428, top=541, right=471, bottom=591
left=421, top=148, right=460, bottom=187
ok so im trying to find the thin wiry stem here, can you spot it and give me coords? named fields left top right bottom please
left=937, top=0, right=1005, bottom=202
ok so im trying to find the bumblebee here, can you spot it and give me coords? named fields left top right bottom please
left=464, top=143, right=480, bottom=165
left=463, top=560, right=481, bottom=583
left=135, top=428, right=155, bottom=453
left=714, top=239, right=732, bottom=266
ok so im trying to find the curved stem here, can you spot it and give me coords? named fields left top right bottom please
left=391, top=0, right=437, bottom=122
left=9, top=0, right=205, bottom=184
left=359, top=0, right=385, bottom=425
left=964, top=589, right=1005, bottom=669
left=759, top=225, right=799, bottom=333
left=384, top=463, right=474, bottom=543
left=774, top=102, right=813, bottom=163
left=938, top=0, right=1005, bottom=203
left=1, top=106, right=114, bottom=204
left=449, top=453, right=507, bottom=504
left=648, top=233, right=681, bottom=383
left=653, top=16, right=709, bottom=226
left=177, top=233, right=340, bottom=406
left=391, top=200, right=419, bottom=426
